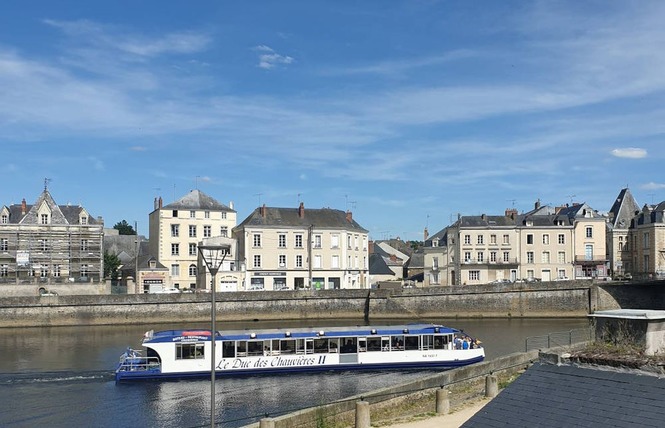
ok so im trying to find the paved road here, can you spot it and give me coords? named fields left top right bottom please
left=385, top=397, right=491, bottom=428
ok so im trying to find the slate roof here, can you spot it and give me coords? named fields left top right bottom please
left=162, top=190, right=234, bottom=212
left=236, top=205, right=368, bottom=232
left=3, top=190, right=101, bottom=225
left=608, top=188, right=640, bottom=229
left=463, top=362, right=665, bottom=428
left=369, top=253, right=395, bottom=275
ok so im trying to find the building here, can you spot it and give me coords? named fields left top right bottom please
left=234, top=203, right=369, bottom=291
left=606, top=188, right=640, bottom=278
left=631, top=201, right=665, bottom=279
left=423, top=200, right=608, bottom=286
left=148, top=190, right=237, bottom=292
left=0, top=187, right=104, bottom=295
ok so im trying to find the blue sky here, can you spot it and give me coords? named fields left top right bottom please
left=2, top=1, right=664, bottom=240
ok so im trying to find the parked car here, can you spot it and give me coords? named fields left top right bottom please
left=154, top=287, right=181, bottom=294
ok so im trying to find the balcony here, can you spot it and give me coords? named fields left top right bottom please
left=463, top=258, right=518, bottom=266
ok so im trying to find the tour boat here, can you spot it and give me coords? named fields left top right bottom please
left=115, top=323, right=484, bottom=382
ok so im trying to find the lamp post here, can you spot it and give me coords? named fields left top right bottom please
left=198, top=243, right=231, bottom=428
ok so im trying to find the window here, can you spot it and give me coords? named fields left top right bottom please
left=331, top=234, right=339, bottom=249
left=253, top=234, right=261, bottom=247
left=81, top=239, right=88, bottom=251
left=171, top=243, right=179, bottom=256
left=279, top=234, right=287, bottom=248
left=558, top=251, right=566, bottom=264
left=643, top=232, right=650, bottom=249
left=220, top=226, right=228, bottom=237
left=1, top=264, right=9, bottom=277
left=0, top=238, right=7, bottom=251
left=477, top=235, right=484, bottom=245
left=189, top=225, right=196, bottom=238
left=347, top=235, right=352, bottom=249
left=464, top=251, right=472, bottom=262
left=586, top=227, right=593, bottom=238
left=527, top=269, right=535, bottom=280
left=40, top=266, right=49, bottom=277
left=543, top=234, right=550, bottom=245
left=221, top=212, right=227, bottom=219
left=39, top=239, right=48, bottom=251
left=253, top=255, right=261, bottom=268
left=205, top=211, right=210, bottom=219
left=433, top=257, right=439, bottom=269
left=490, top=234, right=497, bottom=245
left=464, top=235, right=471, bottom=245
left=203, top=226, right=211, bottom=238
left=490, top=251, right=497, bottom=263
left=503, top=251, right=510, bottom=262
left=295, top=234, right=303, bottom=248
left=558, top=269, right=566, bottom=279
left=644, top=255, right=650, bottom=272
left=172, top=210, right=178, bottom=217
left=190, top=210, right=196, bottom=218
left=354, top=255, right=359, bottom=268
left=176, top=343, right=204, bottom=360
left=527, top=234, right=534, bottom=244
left=585, top=244, right=593, bottom=261
left=296, top=255, right=303, bottom=268
left=279, top=254, right=286, bottom=267
left=53, top=265, right=60, bottom=277
left=314, top=235, right=322, bottom=249
left=469, top=270, right=480, bottom=281
left=1, top=214, right=7, bottom=224
left=314, top=255, right=322, bottom=268
left=171, top=224, right=179, bottom=237
left=503, top=234, right=510, bottom=244
left=354, top=235, right=359, bottom=249
left=527, top=251, right=534, bottom=264
left=188, top=264, right=197, bottom=276
left=170, top=264, right=180, bottom=276
left=542, top=251, right=550, bottom=264
left=558, top=234, right=565, bottom=244
left=189, top=243, right=197, bottom=256
left=477, top=252, right=484, bottom=262
left=80, top=264, right=89, bottom=278
left=81, top=216, right=88, bottom=225
left=41, top=214, right=49, bottom=224
left=331, top=255, right=339, bottom=268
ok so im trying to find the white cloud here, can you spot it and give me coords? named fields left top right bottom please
left=610, top=148, right=647, bottom=159
left=253, top=45, right=293, bottom=69
left=642, top=182, right=665, bottom=190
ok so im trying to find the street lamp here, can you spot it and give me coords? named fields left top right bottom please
left=198, top=243, right=231, bottom=428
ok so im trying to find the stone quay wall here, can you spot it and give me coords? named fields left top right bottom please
left=0, top=280, right=620, bottom=328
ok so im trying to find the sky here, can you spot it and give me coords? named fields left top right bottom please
left=2, top=1, right=664, bottom=241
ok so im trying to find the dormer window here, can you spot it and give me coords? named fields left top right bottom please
left=149, top=260, right=157, bottom=269
left=81, top=216, right=88, bottom=225
left=1, top=214, right=7, bottom=224
left=40, top=214, right=49, bottom=225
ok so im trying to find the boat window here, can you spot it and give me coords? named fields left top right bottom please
left=296, top=338, right=306, bottom=354
left=358, top=338, right=367, bottom=352
left=381, top=337, right=391, bottom=351
left=313, top=338, right=328, bottom=353
left=222, top=341, right=235, bottom=358
left=328, top=338, right=339, bottom=353
left=248, top=341, right=263, bottom=356
left=340, top=338, right=356, bottom=353
left=176, top=342, right=205, bottom=360
left=391, top=335, right=405, bottom=351
left=237, top=341, right=247, bottom=357
left=422, top=335, right=433, bottom=350
left=280, top=339, right=295, bottom=354
left=367, top=337, right=381, bottom=352
left=405, top=336, right=420, bottom=351
left=305, top=339, right=314, bottom=354
left=433, top=334, right=450, bottom=350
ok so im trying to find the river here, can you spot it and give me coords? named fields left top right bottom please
left=0, top=317, right=590, bottom=427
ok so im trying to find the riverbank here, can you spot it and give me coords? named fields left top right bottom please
left=0, top=281, right=606, bottom=328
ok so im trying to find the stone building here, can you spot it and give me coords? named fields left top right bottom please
left=0, top=187, right=104, bottom=296
left=234, top=203, right=369, bottom=291
left=148, top=190, right=237, bottom=291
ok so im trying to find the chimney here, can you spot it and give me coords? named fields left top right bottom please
left=481, top=213, right=487, bottom=221
left=424, top=227, right=429, bottom=241
left=21, top=198, right=27, bottom=215
left=390, top=254, right=397, bottom=262
left=535, top=199, right=541, bottom=210
left=229, top=201, right=234, bottom=210
left=298, top=202, right=305, bottom=218
left=260, top=204, right=266, bottom=217
left=158, top=197, right=163, bottom=209
left=368, top=240, right=375, bottom=254
left=505, top=208, right=518, bottom=219
left=154, top=197, right=158, bottom=210
left=346, top=211, right=352, bottom=223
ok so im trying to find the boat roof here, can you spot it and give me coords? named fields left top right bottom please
left=144, top=323, right=461, bottom=344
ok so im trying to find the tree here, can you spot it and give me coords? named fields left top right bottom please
left=113, top=220, right=136, bottom=235
left=104, top=251, right=122, bottom=280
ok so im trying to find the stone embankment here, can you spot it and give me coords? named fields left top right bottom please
left=1, top=280, right=659, bottom=328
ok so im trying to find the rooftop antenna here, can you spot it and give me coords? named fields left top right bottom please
left=426, top=214, right=430, bottom=228
left=195, top=176, right=200, bottom=190
left=648, top=193, right=655, bottom=205
left=254, top=193, right=263, bottom=206
left=349, top=201, right=357, bottom=211
left=507, top=199, right=516, bottom=208
left=566, top=194, right=576, bottom=205
left=44, top=178, right=51, bottom=191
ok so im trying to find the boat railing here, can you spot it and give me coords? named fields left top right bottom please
left=117, top=350, right=161, bottom=373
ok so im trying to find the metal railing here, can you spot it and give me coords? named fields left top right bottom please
left=525, top=327, right=593, bottom=352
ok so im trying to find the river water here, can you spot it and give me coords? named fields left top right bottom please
left=0, top=317, right=589, bottom=427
